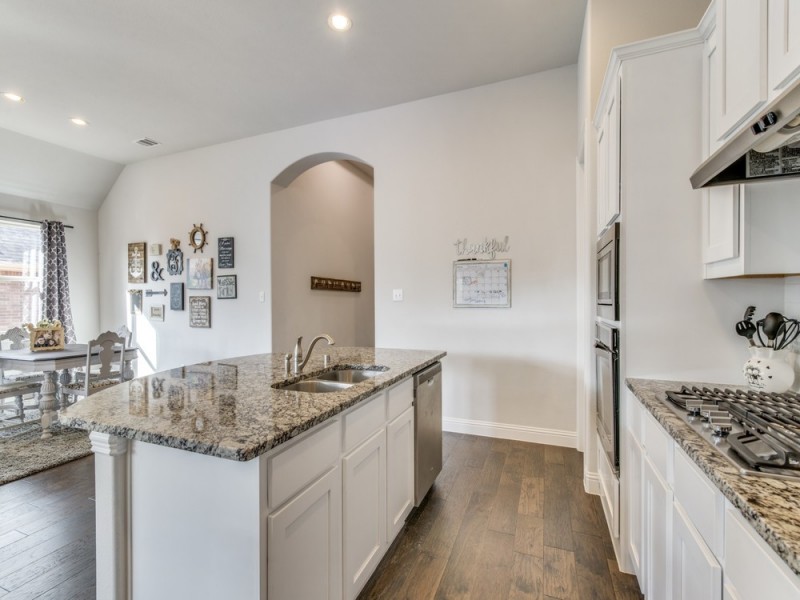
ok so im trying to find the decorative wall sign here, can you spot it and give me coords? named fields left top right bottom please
left=453, top=259, right=511, bottom=308
left=151, top=261, right=165, bottom=281
left=310, top=276, right=361, bottom=292
left=149, top=243, right=163, bottom=256
left=145, top=289, right=167, bottom=297
left=129, top=290, right=143, bottom=314
left=128, top=242, right=147, bottom=283
left=167, top=239, right=184, bottom=275
left=454, top=236, right=511, bottom=260
left=218, top=237, right=234, bottom=269
left=189, top=296, right=211, bottom=328
left=188, top=223, right=208, bottom=253
left=149, top=305, right=165, bottom=321
left=170, top=283, right=185, bottom=310
left=187, top=257, right=213, bottom=290
left=217, top=275, right=237, bottom=299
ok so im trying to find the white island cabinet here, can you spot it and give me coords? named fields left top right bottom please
left=62, top=348, right=444, bottom=600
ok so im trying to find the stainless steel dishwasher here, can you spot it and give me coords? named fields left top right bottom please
left=413, top=361, right=442, bottom=506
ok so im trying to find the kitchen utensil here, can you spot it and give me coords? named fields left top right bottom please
left=743, top=305, right=756, bottom=322
left=759, top=312, right=785, bottom=347
left=775, top=319, right=800, bottom=350
left=735, top=320, right=757, bottom=346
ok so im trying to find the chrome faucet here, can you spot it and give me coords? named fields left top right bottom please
left=292, top=334, right=335, bottom=374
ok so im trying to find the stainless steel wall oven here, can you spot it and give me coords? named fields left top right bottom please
left=596, top=223, right=619, bottom=322
left=595, top=321, right=619, bottom=473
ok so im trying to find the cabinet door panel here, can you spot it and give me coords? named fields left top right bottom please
left=343, top=429, right=387, bottom=600
left=717, top=0, right=768, bottom=140
left=268, top=467, right=342, bottom=600
left=596, top=123, right=609, bottom=235
left=702, top=185, right=740, bottom=264
left=387, top=406, right=414, bottom=541
left=768, top=0, right=800, bottom=92
left=643, top=456, right=672, bottom=600
left=625, top=430, right=644, bottom=586
left=605, top=84, right=621, bottom=229
left=672, top=502, right=722, bottom=600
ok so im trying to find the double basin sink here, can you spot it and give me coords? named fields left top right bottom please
left=274, top=367, right=388, bottom=393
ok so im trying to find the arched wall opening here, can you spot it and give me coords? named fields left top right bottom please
left=270, top=153, right=375, bottom=354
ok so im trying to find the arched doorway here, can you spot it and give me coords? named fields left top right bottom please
left=270, top=154, right=375, bottom=354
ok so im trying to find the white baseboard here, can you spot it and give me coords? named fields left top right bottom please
left=443, top=417, right=576, bottom=448
left=584, top=470, right=601, bottom=495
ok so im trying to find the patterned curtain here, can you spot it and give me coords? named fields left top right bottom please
left=40, top=220, right=76, bottom=343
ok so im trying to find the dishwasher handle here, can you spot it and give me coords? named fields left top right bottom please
left=413, top=362, right=442, bottom=391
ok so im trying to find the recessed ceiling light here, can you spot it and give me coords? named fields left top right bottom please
left=70, top=117, right=89, bottom=126
left=2, top=92, right=24, bottom=103
left=328, top=13, right=352, bottom=31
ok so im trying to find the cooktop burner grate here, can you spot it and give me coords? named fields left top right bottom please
left=663, top=386, right=800, bottom=478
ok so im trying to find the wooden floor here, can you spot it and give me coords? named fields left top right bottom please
left=358, top=433, right=643, bottom=600
left=0, top=433, right=642, bottom=599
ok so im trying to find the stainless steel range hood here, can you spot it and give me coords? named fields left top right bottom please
left=690, top=81, right=800, bottom=189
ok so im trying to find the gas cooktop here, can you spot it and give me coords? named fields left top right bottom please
left=663, top=386, right=800, bottom=481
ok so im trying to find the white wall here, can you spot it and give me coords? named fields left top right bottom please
left=0, top=192, right=99, bottom=342
left=99, top=65, right=580, bottom=440
left=271, top=160, right=375, bottom=353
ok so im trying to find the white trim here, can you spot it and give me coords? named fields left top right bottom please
left=443, top=417, right=576, bottom=448
left=584, top=470, right=601, bottom=495
left=594, top=28, right=705, bottom=126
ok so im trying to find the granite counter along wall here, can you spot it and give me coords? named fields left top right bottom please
left=626, top=378, right=800, bottom=578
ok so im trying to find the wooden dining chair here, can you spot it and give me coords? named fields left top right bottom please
left=61, top=331, right=126, bottom=404
left=0, top=326, right=42, bottom=424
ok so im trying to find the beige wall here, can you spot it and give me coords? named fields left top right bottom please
left=271, top=161, right=375, bottom=353
left=579, top=0, right=711, bottom=126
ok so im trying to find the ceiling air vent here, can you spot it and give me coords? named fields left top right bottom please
left=134, top=137, right=160, bottom=147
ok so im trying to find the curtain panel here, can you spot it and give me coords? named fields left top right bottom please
left=40, top=220, right=76, bottom=343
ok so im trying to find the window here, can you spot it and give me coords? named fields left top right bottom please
left=0, top=220, right=42, bottom=333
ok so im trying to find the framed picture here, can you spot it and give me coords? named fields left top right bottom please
left=149, top=305, right=165, bottom=321
left=453, top=259, right=511, bottom=308
left=170, top=283, right=185, bottom=310
left=128, top=242, right=146, bottom=283
left=129, top=290, right=143, bottom=314
left=149, top=243, right=163, bottom=256
left=189, top=296, right=211, bottom=328
left=218, top=237, right=234, bottom=269
left=217, top=275, right=237, bottom=299
left=187, top=257, right=213, bottom=290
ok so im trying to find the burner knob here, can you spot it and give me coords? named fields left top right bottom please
left=686, top=399, right=703, bottom=416
left=700, top=404, right=721, bottom=420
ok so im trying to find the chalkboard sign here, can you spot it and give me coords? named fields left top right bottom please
left=170, top=283, right=184, bottom=310
left=189, top=296, right=211, bottom=328
left=218, top=237, right=234, bottom=269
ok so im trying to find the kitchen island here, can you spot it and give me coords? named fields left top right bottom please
left=60, top=347, right=445, bottom=600
left=625, top=379, right=800, bottom=599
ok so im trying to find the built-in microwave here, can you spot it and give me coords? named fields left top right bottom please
left=597, top=223, right=619, bottom=321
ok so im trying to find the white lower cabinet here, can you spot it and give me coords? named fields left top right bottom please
left=386, top=405, right=415, bottom=541
left=268, top=466, right=343, bottom=600
left=642, top=455, right=673, bottom=600
left=672, top=501, right=722, bottom=600
left=266, top=376, right=417, bottom=600
left=624, top=428, right=644, bottom=584
left=343, top=429, right=387, bottom=600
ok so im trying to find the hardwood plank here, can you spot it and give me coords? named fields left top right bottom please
left=568, top=476, right=605, bottom=538
left=0, top=510, right=94, bottom=566
left=543, top=464, right=574, bottom=551
left=508, top=552, right=543, bottom=600
left=490, top=437, right=513, bottom=455
left=0, top=534, right=93, bottom=593
left=518, top=477, right=544, bottom=518
left=574, top=532, right=616, bottom=599
left=464, top=435, right=493, bottom=469
left=543, top=546, right=577, bottom=600
left=514, top=513, right=544, bottom=558
left=607, top=559, right=643, bottom=600
left=562, top=448, right=583, bottom=480
left=469, top=530, right=515, bottom=600
left=0, top=531, right=26, bottom=552
left=488, top=471, right=522, bottom=535
left=544, top=446, right=565, bottom=465
left=32, top=564, right=95, bottom=600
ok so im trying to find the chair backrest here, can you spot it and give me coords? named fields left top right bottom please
left=83, top=331, right=126, bottom=396
left=0, top=327, right=29, bottom=351
left=115, top=324, right=133, bottom=347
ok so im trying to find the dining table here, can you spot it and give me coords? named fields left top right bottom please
left=0, top=344, right=138, bottom=439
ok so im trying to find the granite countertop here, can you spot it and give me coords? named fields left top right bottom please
left=60, top=347, right=445, bottom=462
left=627, top=378, right=800, bottom=577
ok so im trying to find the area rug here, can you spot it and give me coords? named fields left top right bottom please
left=0, top=421, right=92, bottom=485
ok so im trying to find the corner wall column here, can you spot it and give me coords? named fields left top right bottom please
left=90, top=432, right=130, bottom=600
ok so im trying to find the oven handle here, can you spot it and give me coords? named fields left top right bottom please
left=594, top=340, right=616, bottom=356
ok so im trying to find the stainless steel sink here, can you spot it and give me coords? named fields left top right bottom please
left=278, top=380, right=354, bottom=393
left=315, top=369, right=384, bottom=383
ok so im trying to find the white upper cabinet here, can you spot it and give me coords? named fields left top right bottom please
left=768, top=0, right=800, bottom=92
left=595, top=75, right=621, bottom=236
left=715, top=0, right=769, bottom=141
